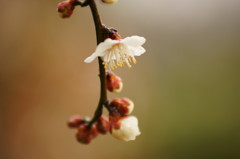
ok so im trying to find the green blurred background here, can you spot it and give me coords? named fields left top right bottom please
left=1, top=0, right=240, bottom=159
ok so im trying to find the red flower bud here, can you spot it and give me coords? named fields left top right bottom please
left=109, top=98, right=134, bottom=115
left=57, top=0, right=75, bottom=18
left=106, top=71, right=123, bottom=93
left=67, top=115, right=89, bottom=128
left=76, top=124, right=98, bottom=144
left=96, top=116, right=110, bottom=134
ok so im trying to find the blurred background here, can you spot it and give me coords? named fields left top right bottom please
left=0, top=0, right=240, bottom=159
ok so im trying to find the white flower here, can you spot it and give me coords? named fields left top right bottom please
left=84, top=36, right=146, bottom=70
left=111, top=116, right=141, bottom=141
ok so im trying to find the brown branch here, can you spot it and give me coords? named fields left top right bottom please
left=87, top=0, right=108, bottom=126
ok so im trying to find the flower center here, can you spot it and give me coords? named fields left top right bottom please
left=103, top=43, right=136, bottom=70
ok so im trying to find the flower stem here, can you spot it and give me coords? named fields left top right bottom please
left=88, top=0, right=107, bottom=126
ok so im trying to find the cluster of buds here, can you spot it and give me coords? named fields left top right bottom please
left=108, top=98, right=140, bottom=141
left=68, top=115, right=110, bottom=144
left=106, top=70, right=140, bottom=142
left=67, top=71, right=140, bottom=144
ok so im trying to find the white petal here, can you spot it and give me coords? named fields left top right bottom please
left=84, top=52, right=99, bottom=63
left=96, top=38, right=118, bottom=53
left=122, top=36, right=146, bottom=47
left=111, top=116, right=141, bottom=142
left=84, top=38, right=118, bottom=63
left=127, top=46, right=146, bottom=57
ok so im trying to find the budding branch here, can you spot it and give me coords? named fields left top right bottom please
left=82, top=0, right=108, bottom=126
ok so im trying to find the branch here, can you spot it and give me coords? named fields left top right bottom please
left=87, top=0, right=107, bottom=126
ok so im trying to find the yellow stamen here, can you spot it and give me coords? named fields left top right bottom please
left=104, top=43, right=138, bottom=70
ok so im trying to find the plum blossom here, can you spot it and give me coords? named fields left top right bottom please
left=84, top=36, right=146, bottom=70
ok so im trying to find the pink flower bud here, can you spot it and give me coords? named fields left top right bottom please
left=96, top=116, right=110, bottom=134
left=106, top=71, right=123, bottom=93
left=101, top=0, right=118, bottom=4
left=76, top=124, right=98, bottom=144
left=109, top=98, right=134, bottom=115
left=110, top=116, right=141, bottom=141
left=57, top=0, right=75, bottom=18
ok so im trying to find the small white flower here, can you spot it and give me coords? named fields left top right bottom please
left=111, top=116, right=141, bottom=141
left=84, top=36, right=146, bottom=70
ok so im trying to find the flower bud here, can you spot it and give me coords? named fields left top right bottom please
left=96, top=116, right=110, bottom=134
left=67, top=115, right=85, bottom=128
left=76, top=124, right=98, bottom=144
left=109, top=98, right=134, bottom=115
left=110, top=116, right=141, bottom=141
left=103, top=28, right=121, bottom=40
left=106, top=71, right=123, bottom=93
left=101, top=0, right=118, bottom=4
left=57, top=0, right=75, bottom=18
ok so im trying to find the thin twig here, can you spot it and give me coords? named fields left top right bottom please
left=87, top=0, right=107, bottom=126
